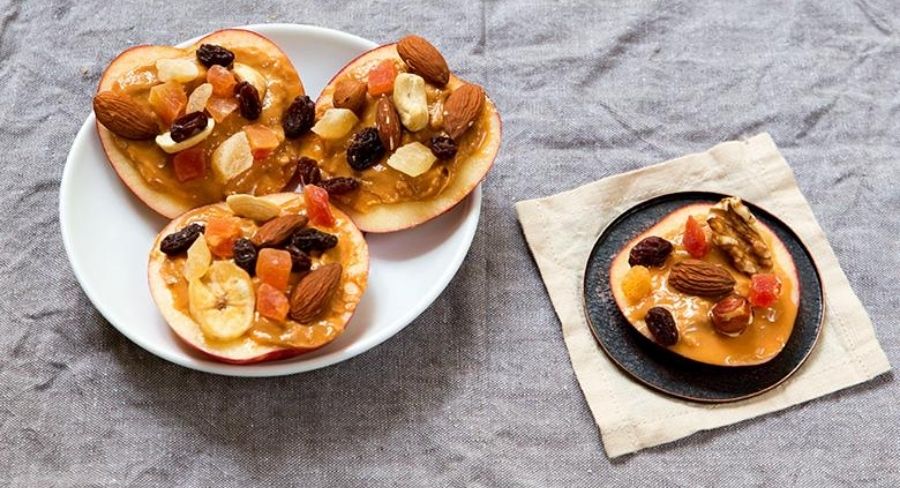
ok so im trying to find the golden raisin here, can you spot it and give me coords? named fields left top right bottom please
left=621, top=265, right=652, bottom=303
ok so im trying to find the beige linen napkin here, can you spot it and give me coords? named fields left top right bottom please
left=515, top=133, right=891, bottom=458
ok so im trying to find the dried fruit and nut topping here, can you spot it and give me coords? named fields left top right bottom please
left=286, top=245, right=312, bottom=273
left=319, top=177, right=361, bottom=196
left=749, top=273, right=782, bottom=308
left=710, top=295, right=753, bottom=335
left=397, top=35, right=450, bottom=86
left=668, top=259, right=735, bottom=297
left=160, top=223, right=205, bottom=255
left=628, top=236, right=673, bottom=267
left=251, top=214, right=308, bottom=248
left=196, top=44, right=235, bottom=68
left=621, top=265, right=652, bottom=303
left=392, top=73, right=429, bottom=132
left=332, top=78, right=367, bottom=114
left=289, top=263, right=343, bottom=323
left=443, top=83, right=485, bottom=140
left=367, top=59, right=398, bottom=97
left=430, top=135, right=458, bottom=160
left=312, top=108, right=358, bottom=140
left=287, top=157, right=321, bottom=188
left=226, top=193, right=281, bottom=222
left=256, top=283, right=289, bottom=322
left=234, top=81, right=261, bottom=120
left=93, top=91, right=159, bottom=140
left=282, top=95, right=316, bottom=139
left=205, top=216, right=243, bottom=258
left=256, top=248, right=292, bottom=291
left=683, top=216, right=709, bottom=258
left=645, top=307, right=678, bottom=346
left=170, top=111, right=209, bottom=142
left=376, top=96, right=402, bottom=151
left=707, top=197, right=773, bottom=275
left=291, top=228, right=338, bottom=254
left=346, top=127, right=385, bottom=171
left=232, top=238, right=258, bottom=275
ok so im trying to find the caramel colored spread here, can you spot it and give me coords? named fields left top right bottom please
left=158, top=200, right=366, bottom=350
left=110, top=46, right=303, bottom=209
left=304, top=58, right=493, bottom=212
left=611, top=209, right=800, bottom=366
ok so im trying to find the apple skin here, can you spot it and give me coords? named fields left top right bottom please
left=313, top=43, right=503, bottom=233
left=147, top=193, right=369, bottom=365
left=608, top=203, right=800, bottom=367
left=96, top=29, right=305, bottom=219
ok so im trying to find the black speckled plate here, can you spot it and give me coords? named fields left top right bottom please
left=583, top=192, right=824, bottom=403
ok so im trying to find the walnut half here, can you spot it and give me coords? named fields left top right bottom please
left=706, top=197, right=773, bottom=275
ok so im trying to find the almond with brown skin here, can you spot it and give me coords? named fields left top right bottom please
left=668, top=259, right=736, bottom=297
left=93, top=91, right=158, bottom=139
left=443, top=84, right=484, bottom=140
left=290, top=263, right=342, bottom=323
left=251, top=214, right=308, bottom=248
left=332, top=78, right=367, bottom=114
left=397, top=35, right=450, bottom=86
left=376, top=96, right=402, bottom=151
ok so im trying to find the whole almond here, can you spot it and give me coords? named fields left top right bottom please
left=442, top=84, right=484, bottom=140
left=226, top=194, right=281, bottom=222
left=290, top=263, right=342, bottom=323
left=251, top=214, right=308, bottom=248
left=668, top=259, right=736, bottom=297
left=332, top=78, right=367, bottom=114
left=397, top=35, right=450, bottom=86
left=376, top=97, right=402, bottom=151
left=93, top=91, right=158, bottom=139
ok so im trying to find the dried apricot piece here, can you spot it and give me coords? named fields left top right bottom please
left=206, top=96, right=239, bottom=123
left=256, top=282, right=289, bottom=322
left=683, top=216, right=709, bottom=258
left=172, top=147, right=207, bottom=182
left=207, top=65, right=237, bottom=97
left=749, top=273, right=782, bottom=308
left=148, top=81, right=186, bottom=126
left=205, top=216, right=243, bottom=258
left=621, top=265, right=652, bottom=303
left=367, top=59, right=398, bottom=97
left=256, top=248, right=292, bottom=292
left=304, top=185, right=335, bottom=227
left=243, top=124, right=281, bottom=159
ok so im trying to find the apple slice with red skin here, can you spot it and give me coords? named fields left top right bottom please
left=148, top=193, right=368, bottom=365
left=608, top=203, right=801, bottom=366
left=96, top=29, right=305, bottom=219
left=312, top=43, right=502, bottom=233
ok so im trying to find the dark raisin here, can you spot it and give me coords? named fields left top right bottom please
left=160, top=223, right=205, bottom=256
left=290, top=228, right=338, bottom=253
left=346, top=127, right=385, bottom=171
left=232, top=238, right=258, bottom=275
left=170, top=112, right=208, bottom=142
left=286, top=245, right=312, bottom=272
left=628, top=236, right=673, bottom=267
left=645, top=307, right=678, bottom=346
left=234, top=81, right=261, bottom=120
left=196, top=44, right=235, bottom=68
left=430, top=135, right=458, bottom=160
left=283, top=157, right=321, bottom=191
left=282, top=95, right=315, bottom=139
left=319, top=177, right=360, bottom=196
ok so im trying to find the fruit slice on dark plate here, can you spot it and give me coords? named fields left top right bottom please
left=582, top=191, right=824, bottom=403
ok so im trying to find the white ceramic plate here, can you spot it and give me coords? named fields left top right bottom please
left=60, top=24, right=481, bottom=377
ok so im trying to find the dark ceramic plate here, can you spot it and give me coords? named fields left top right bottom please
left=583, top=192, right=823, bottom=403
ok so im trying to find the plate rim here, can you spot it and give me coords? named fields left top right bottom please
left=59, top=23, right=483, bottom=377
left=581, top=190, right=825, bottom=403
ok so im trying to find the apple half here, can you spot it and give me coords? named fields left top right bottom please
left=148, top=193, right=368, bottom=364
left=608, top=203, right=801, bottom=366
left=97, top=29, right=305, bottom=219
left=312, top=43, right=502, bottom=233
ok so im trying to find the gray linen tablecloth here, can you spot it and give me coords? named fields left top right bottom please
left=2, top=0, right=897, bottom=486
